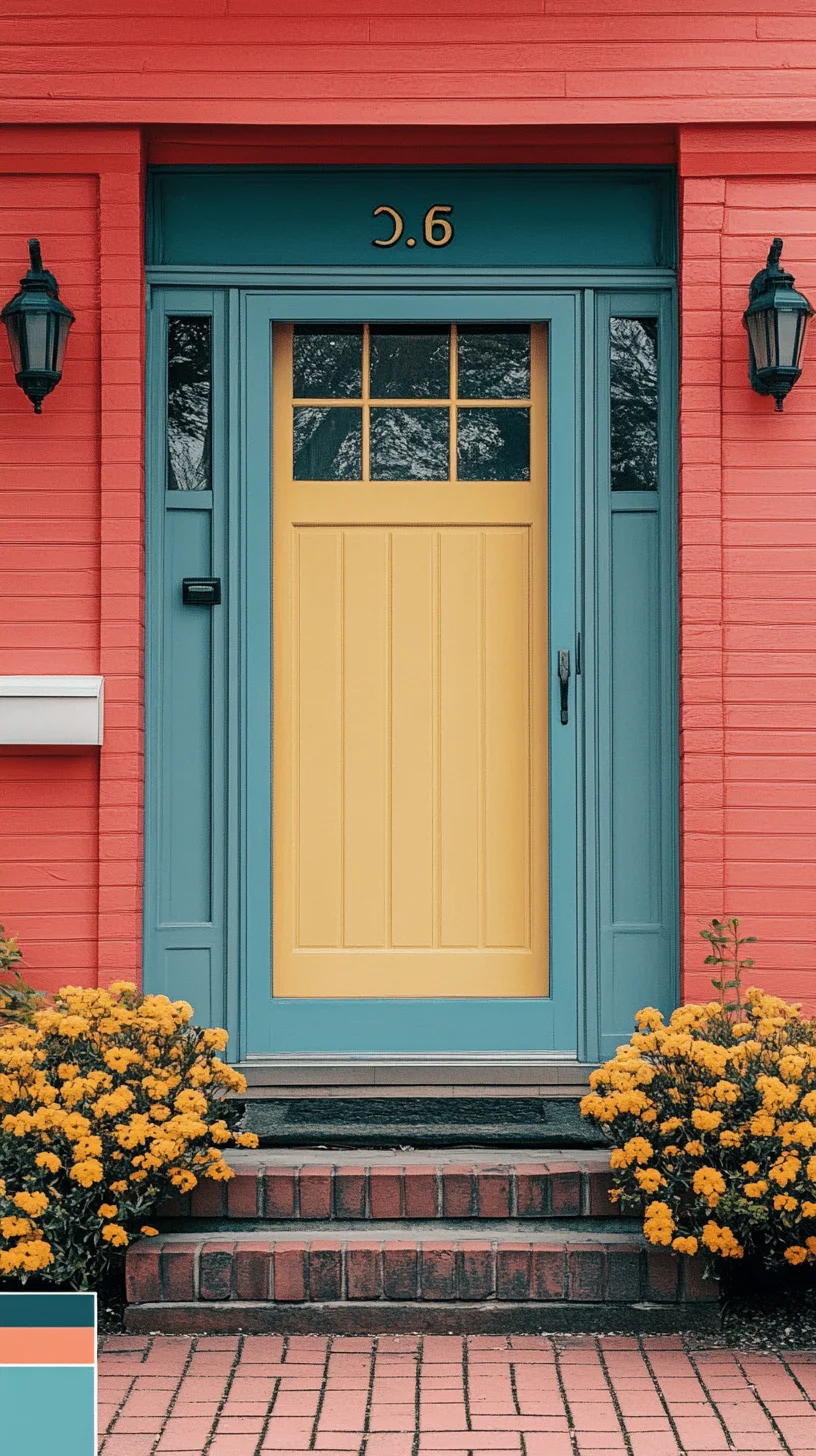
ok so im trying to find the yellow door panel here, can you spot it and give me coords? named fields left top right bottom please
left=273, top=323, right=548, bottom=999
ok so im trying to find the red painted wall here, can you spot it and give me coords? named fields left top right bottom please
left=1, top=4, right=816, bottom=127
left=680, top=126, right=816, bottom=1010
left=0, top=128, right=144, bottom=996
left=0, top=7, right=813, bottom=1016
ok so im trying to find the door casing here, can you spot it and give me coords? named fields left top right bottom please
left=144, top=270, right=677, bottom=1064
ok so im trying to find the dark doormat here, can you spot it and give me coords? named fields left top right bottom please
left=239, top=1096, right=606, bottom=1148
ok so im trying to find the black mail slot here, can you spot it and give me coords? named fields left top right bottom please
left=182, top=577, right=222, bottom=606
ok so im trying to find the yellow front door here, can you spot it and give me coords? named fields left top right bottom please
left=272, top=322, right=548, bottom=999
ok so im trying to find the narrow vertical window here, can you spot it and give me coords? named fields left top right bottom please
left=610, top=317, right=658, bottom=491
left=167, top=315, right=212, bottom=490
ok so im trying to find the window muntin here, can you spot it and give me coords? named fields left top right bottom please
left=290, top=322, right=533, bottom=482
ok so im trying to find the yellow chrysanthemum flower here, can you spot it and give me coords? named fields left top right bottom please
left=34, top=1152, right=61, bottom=1173
left=201, top=1027, right=229, bottom=1051
left=692, top=1168, right=726, bottom=1209
left=672, top=1236, right=698, bottom=1256
left=784, top=1245, right=808, bottom=1265
left=691, top=1109, right=722, bottom=1133
left=0, top=1216, right=32, bottom=1239
left=701, top=1222, right=744, bottom=1259
left=744, top=1181, right=768, bottom=1199
left=69, top=1158, right=104, bottom=1188
left=769, top=1154, right=801, bottom=1187
left=719, top=1131, right=742, bottom=1149
left=101, top=1224, right=129, bottom=1247
left=169, top=1169, right=197, bottom=1193
left=13, top=1191, right=48, bottom=1217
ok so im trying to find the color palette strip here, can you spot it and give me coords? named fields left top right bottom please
left=0, top=1294, right=96, bottom=1456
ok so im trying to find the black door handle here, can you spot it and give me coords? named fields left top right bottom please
left=558, top=649, right=570, bottom=725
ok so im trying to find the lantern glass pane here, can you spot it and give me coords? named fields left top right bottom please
left=5, top=313, right=23, bottom=375
left=167, top=315, right=212, bottom=491
left=53, top=313, right=71, bottom=374
left=23, top=312, right=49, bottom=373
left=776, top=308, right=801, bottom=369
left=747, top=310, right=770, bottom=371
left=610, top=317, right=659, bottom=491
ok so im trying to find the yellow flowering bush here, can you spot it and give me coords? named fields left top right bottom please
left=0, top=980, right=258, bottom=1286
left=581, top=919, right=816, bottom=1270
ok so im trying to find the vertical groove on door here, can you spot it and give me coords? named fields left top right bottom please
left=343, top=530, right=389, bottom=948
left=439, top=531, right=481, bottom=948
left=296, top=528, right=344, bottom=949
left=391, top=531, right=434, bottom=949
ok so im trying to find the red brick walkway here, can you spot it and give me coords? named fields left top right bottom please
left=97, top=1334, right=816, bottom=1456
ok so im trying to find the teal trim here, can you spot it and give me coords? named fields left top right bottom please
left=240, top=288, right=579, bottom=1057
left=147, top=167, right=676, bottom=272
left=0, top=1292, right=95, bottom=1328
left=144, top=289, right=230, bottom=1033
left=591, top=291, right=679, bottom=1063
left=145, top=277, right=679, bottom=1059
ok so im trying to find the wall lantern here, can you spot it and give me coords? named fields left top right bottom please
left=0, top=239, right=74, bottom=413
left=743, top=238, right=813, bottom=411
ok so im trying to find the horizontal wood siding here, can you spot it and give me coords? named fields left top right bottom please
left=0, top=9, right=816, bottom=127
left=0, top=128, right=143, bottom=995
left=680, top=124, right=816, bottom=1011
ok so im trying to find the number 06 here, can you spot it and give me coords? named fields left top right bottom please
left=424, top=205, right=454, bottom=247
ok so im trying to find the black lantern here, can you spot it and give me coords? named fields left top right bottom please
left=1, top=239, right=74, bottom=413
left=743, top=238, right=813, bottom=411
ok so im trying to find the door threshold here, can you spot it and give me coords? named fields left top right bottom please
left=236, top=1055, right=596, bottom=1098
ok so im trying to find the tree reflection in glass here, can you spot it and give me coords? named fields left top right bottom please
left=370, top=408, right=449, bottom=480
left=293, top=326, right=363, bottom=398
left=167, top=316, right=212, bottom=490
left=610, top=318, right=658, bottom=491
left=293, top=407, right=362, bottom=480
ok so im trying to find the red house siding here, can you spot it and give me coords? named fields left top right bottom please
left=0, top=128, right=144, bottom=995
left=2, top=4, right=816, bottom=127
left=0, top=5, right=813, bottom=1015
left=680, top=126, right=816, bottom=1008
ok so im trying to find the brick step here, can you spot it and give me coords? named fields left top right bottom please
left=159, top=1149, right=618, bottom=1223
left=124, top=1224, right=719, bottom=1336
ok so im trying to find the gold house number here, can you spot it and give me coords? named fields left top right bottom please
left=372, top=204, right=454, bottom=249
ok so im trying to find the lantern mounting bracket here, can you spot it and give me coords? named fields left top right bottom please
left=23, top=238, right=61, bottom=300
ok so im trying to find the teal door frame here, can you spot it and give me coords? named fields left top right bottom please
left=144, top=271, right=678, bottom=1064
left=242, top=286, right=579, bottom=1057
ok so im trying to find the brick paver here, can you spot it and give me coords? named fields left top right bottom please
left=98, top=1335, right=816, bottom=1456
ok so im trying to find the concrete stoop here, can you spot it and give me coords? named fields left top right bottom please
left=124, top=1150, right=720, bottom=1334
